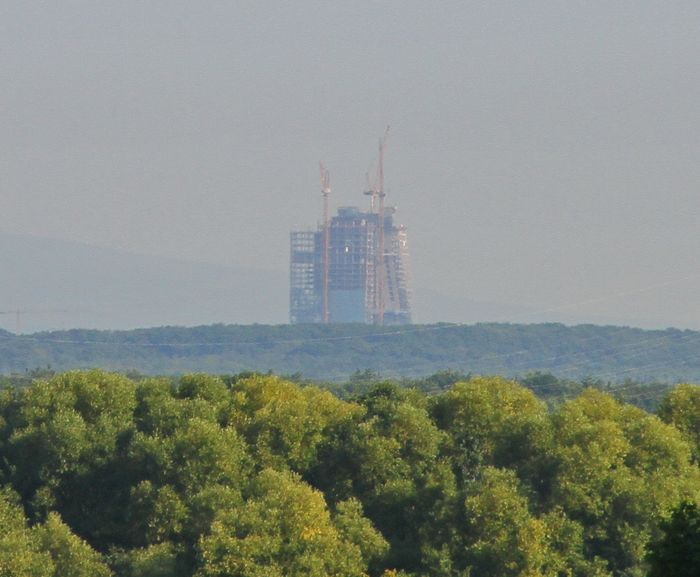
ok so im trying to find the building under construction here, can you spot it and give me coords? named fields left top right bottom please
left=290, top=132, right=412, bottom=325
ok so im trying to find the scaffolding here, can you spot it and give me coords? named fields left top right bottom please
left=289, top=230, right=320, bottom=324
left=290, top=132, right=410, bottom=325
left=290, top=206, right=411, bottom=325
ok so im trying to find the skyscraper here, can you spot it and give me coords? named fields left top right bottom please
left=290, top=202, right=412, bottom=325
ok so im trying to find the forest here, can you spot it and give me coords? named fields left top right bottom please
left=3, top=322, right=700, bottom=382
left=1, top=370, right=699, bottom=576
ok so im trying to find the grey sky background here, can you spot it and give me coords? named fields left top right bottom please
left=3, top=1, right=700, bottom=329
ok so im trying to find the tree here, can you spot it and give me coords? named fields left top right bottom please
left=459, top=467, right=609, bottom=577
left=5, top=371, right=138, bottom=546
left=0, top=487, right=53, bottom=577
left=550, top=389, right=700, bottom=576
left=647, top=501, right=700, bottom=577
left=34, top=512, right=112, bottom=577
left=658, top=384, right=700, bottom=461
left=108, top=543, right=185, bottom=577
left=196, top=468, right=385, bottom=577
left=124, top=413, right=252, bottom=564
left=431, top=377, right=553, bottom=497
left=8, top=370, right=137, bottom=490
left=227, top=375, right=360, bottom=473
left=309, top=382, right=457, bottom=574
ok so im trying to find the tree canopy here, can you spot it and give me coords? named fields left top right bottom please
left=0, top=370, right=699, bottom=576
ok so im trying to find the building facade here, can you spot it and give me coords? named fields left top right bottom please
left=290, top=205, right=412, bottom=325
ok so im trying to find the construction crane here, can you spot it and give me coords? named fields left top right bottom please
left=363, top=126, right=390, bottom=213
left=319, top=162, right=331, bottom=324
left=362, top=127, right=391, bottom=325
left=364, top=171, right=378, bottom=212
left=375, top=126, right=390, bottom=325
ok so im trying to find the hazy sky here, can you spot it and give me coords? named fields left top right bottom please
left=3, top=1, right=700, bottom=327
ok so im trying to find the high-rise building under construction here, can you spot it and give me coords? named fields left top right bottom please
left=290, top=135, right=411, bottom=325
left=290, top=150, right=412, bottom=324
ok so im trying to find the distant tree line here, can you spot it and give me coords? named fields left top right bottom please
left=1, top=370, right=700, bottom=576
left=295, top=369, right=675, bottom=413
left=3, top=322, right=700, bottom=382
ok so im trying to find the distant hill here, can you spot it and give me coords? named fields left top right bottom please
left=0, top=233, right=537, bottom=332
left=4, top=233, right=692, bottom=332
left=2, top=322, right=700, bottom=382
left=0, top=233, right=288, bottom=331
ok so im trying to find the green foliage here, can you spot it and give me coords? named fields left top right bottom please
left=549, top=389, right=700, bottom=576
left=127, top=482, right=187, bottom=545
left=0, top=487, right=53, bottom=577
left=228, top=375, right=360, bottom=472
left=196, top=468, right=382, bottom=577
left=0, top=488, right=111, bottom=577
left=647, top=500, right=700, bottom=577
left=34, top=513, right=112, bottom=577
left=460, top=468, right=610, bottom=577
left=333, top=498, right=389, bottom=565
left=109, top=543, right=185, bottom=577
left=4, top=371, right=138, bottom=546
left=309, top=382, right=457, bottom=574
left=432, top=376, right=553, bottom=495
left=658, top=383, right=700, bottom=460
left=4, top=323, right=700, bottom=385
left=1, top=369, right=699, bottom=577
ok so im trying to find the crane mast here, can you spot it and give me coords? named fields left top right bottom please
left=317, top=128, right=389, bottom=326
left=376, top=126, right=390, bottom=326
left=319, top=162, right=331, bottom=324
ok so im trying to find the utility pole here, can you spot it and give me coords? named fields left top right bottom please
left=0, top=309, right=71, bottom=333
left=0, top=310, right=26, bottom=333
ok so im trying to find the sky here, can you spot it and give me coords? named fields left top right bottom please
left=3, top=1, right=700, bottom=328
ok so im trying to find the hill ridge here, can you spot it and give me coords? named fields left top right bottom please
left=2, top=322, right=699, bottom=382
